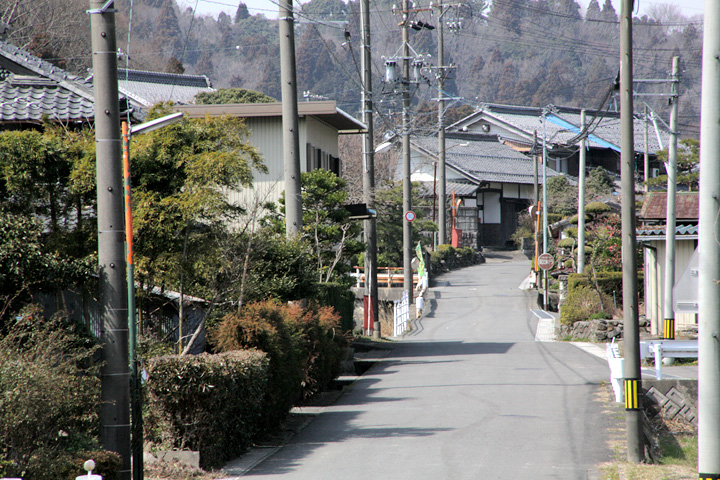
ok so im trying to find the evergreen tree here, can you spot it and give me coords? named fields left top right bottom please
left=235, top=2, right=251, bottom=22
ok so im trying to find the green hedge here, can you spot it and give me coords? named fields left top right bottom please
left=567, top=272, right=644, bottom=309
left=212, top=300, right=345, bottom=431
left=144, top=350, right=269, bottom=469
left=430, top=245, right=482, bottom=274
left=316, top=282, right=355, bottom=332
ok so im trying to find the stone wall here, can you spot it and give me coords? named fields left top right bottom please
left=559, top=317, right=651, bottom=342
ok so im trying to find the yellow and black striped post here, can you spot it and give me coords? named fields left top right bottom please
left=624, top=378, right=641, bottom=410
left=699, top=475, right=720, bottom=480
left=663, top=318, right=675, bottom=340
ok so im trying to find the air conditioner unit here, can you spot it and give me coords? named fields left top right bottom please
left=651, top=168, right=660, bottom=177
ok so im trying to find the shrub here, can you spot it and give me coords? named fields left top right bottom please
left=144, top=350, right=269, bottom=469
left=0, top=307, right=103, bottom=480
left=560, top=284, right=614, bottom=325
left=212, top=300, right=345, bottom=430
left=316, top=282, right=355, bottom=332
left=212, top=301, right=303, bottom=432
left=430, top=245, right=481, bottom=273
left=286, top=303, right=345, bottom=399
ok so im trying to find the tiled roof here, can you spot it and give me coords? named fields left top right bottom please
left=412, top=134, right=562, bottom=186
left=0, top=74, right=94, bottom=123
left=416, top=180, right=479, bottom=197
left=117, top=68, right=214, bottom=107
left=448, top=103, right=670, bottom=154
left=639, top=191, right=699, bottom=220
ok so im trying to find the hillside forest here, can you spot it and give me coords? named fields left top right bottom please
left=0, top=0, right=703, bottom=141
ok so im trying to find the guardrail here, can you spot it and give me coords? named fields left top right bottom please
left=351, top=266, right=420, bottom=288
left=640, top=339, right=698, bottom=380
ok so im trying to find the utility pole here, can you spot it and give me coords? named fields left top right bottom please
left=279, top=0, right=302, bottom=236
left=577, top=110, right=586, bottom=274
left=644, top=105, right=649, bottom=192
left=89, top=1, right=131, bottom=479
left=402, top=0, right=413, bottom=301
left=662, top=56, right=679, bottom=341
left=436, top=5, right=447, bottom=247
left=541, top=114, right=548, bottom=310
left=360, top=0, right=379, bottom=338
left=697, top=0, right=720, bottom=475
left=619, top=0, right=643, bottom=463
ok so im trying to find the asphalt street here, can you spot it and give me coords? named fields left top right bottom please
left=238, top=250, right=615, bottom=479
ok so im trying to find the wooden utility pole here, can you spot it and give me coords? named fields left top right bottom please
left=89, top=1, right=131, bottom=478
left=619, top=0, right=643, bottom=463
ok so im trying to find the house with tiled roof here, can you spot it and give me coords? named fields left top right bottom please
left=0, top=39, right=102, bottom=127
left=0, top=39, right=215, bottom=128
left=637, top=191, right=699, bottom=337
left=406, top=132, right=562, bottom=247
left=447, top=103, right=672, bottom=178
left=116, top=68, right=214, bottom=109
left=175, top=101, right=366, bottom=224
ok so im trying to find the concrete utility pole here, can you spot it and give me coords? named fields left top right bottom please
left=279, top=0, right=302, bottom=236
left=644, top=105, right=649, bottom=192
left=662, top=56, right=679, bottom=340
left=577, top=110, right=587, bottom=274
left=437, top=5, right=447, bottom=247
left=360, top=0, right=379, bottom=338
left=89, top=1, right=131, bottom=478
left=619, top=0, right=643, bottom=463
left=697, top=0, right=720, bottom=475
left=402, top=0, right=413, bottom=300
left=541, top=115, right=548, bottom=310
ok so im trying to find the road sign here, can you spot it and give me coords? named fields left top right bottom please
left=404, top=210, right=416, bottom=222
left=537, top=253, right=554, bottom=270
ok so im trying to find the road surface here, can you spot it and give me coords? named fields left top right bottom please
left=239, top=250, right=615, bottom=479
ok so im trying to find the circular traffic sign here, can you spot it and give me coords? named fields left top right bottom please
left=404, top=210, right=416, bottom=222
left=537, top=253, right=554, bottom=270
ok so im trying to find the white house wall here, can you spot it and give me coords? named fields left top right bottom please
left=479, top=191, right=501, bottom=223
left=644, top=238, right=698, bottom=335
left=304, top=116, right=339, bottom=159
left=224, top=115, right=341, bottom=230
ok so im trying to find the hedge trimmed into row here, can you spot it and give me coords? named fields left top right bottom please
left=144, top=350, right=269, bottom=469
left=212, top=300, right=345, bottom=430
left=430, top=245, right=483, bottom=274
left=567, top=272, right=644, bottom=309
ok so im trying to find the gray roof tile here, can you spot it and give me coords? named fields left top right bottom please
left=412, top=134, right=561, bottom=185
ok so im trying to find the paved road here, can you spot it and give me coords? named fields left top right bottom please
left=240, top=251, right=614, bottom=479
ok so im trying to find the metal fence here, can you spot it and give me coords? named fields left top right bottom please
left=393, top=290, right=410, bottom=337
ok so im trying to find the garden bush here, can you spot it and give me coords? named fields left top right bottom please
left=144, top=350, right=269, bottom=469
left=212, top=300, right=345, bottom=431
left=560, top=284, right=614, bottom=326
left=316, top=282, right=355, bottom=332
left=430, top=245, right=481, bottom=273
left=568, top=272, right=643, bottom=308
left=0, top=307, right=112, bottom=480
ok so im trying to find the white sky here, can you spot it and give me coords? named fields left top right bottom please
left=176, top=0, right=705, bottom=20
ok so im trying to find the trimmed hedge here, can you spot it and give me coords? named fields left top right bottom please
left=316, top=282, right=355, bottom=332
left=144, top=350, right=269, bottom=469
left=430, top=245, right=482, bottom=274
left=212, top=300, right=345, bottom=431
left=567, top=272, right=644, bottom=309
